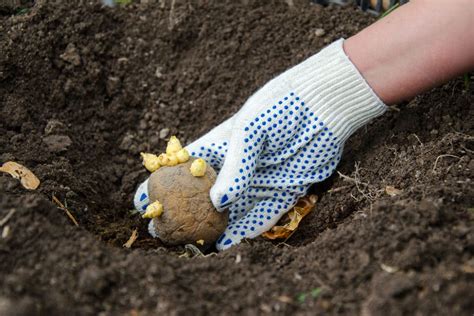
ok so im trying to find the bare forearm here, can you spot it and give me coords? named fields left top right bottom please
left=344, top=0, right=474, bottom=105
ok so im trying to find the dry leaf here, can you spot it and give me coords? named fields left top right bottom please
left=123, top=228, right=138, bottom=248
left=262, top=195, right=317, bottom=240
left=461, top=263, right=474, bottom=274
left=0, top=161, right=40, bottom=190
left=277, top=295, right=293, bottom=304
left=385, top=185, right=402, bottom=197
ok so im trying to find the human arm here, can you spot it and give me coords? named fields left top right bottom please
left=345, top=0, right=474, bottom=104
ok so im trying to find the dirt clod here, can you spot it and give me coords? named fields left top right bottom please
left=42, top=135, right=72, bottom=152
left=60, top=43, right=81, bottom=66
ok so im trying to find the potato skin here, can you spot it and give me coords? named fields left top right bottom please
left=148, top=158, right=228, bottom=246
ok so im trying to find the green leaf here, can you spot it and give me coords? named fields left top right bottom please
left=310, top=287, right=322, bottom=298
left=15, top=8, right=29, bottom=15
left=379, top=3, right=400, bottom=19
left=296, top=293, right=307, bottom=303
left=115, top=0, right=132, bottom=5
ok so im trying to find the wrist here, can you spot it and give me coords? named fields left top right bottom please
left=288, top=39, right=387, bottom=142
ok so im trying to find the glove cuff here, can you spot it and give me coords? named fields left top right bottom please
left=290, top=39, right=387, bottom=142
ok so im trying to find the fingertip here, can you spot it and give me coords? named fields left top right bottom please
left=210, top=186, right=233, bottom=211
left=215, top=233, right=237, bottom=251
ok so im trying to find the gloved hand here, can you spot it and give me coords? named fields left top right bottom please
left=134, top=39, right=386, bottom=250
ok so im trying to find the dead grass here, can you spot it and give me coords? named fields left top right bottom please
left=52, top=195, right=79, bottom=226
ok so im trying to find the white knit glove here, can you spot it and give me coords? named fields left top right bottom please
left=134, top=39, right=386, bottom=250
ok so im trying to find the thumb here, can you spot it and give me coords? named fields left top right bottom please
left=210, top=118, right=266, bottom=210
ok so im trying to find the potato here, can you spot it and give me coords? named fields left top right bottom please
left=147, top=158, right=228, bottom=246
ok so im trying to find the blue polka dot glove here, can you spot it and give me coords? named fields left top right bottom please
left=134, top=39, right=386, bottom=250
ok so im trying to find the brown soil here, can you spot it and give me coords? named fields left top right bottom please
left=0, top=1, right=473, bottom=315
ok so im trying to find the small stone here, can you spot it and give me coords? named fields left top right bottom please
left=60, top=43, right=81, bottom=66
left=139, top=119, right=148, bottom=130
left=44, top=119, right=66, bottom=135
left=144, top=112, right=152, bottom=121
left=315, top=28, right=326, bottom=37
left=42, top=135, right=72, bottom=152
left=176, top=86, right=184, bottom=95
left=119, top=133, right=134, bottom=150
left=159, top=128, right=170, bottom=139
left=155, top=66, right=163, bottom=78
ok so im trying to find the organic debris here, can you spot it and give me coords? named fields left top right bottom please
left=52, top=195, right=79, bottom=226
left=0, top=161, right=40, bottom=190
left=123, top=228, right=138, bottom=248
left=385, top=185, right=403, bottom=197
left=0, top=209, right=16, bottom=227
left=2, top=226, right=10, bottom=239
left=179, top=244, right=206, bottom=258
left=262, top=195, right=317, bottom=240
left=296, top=287, right=323, bottom=304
